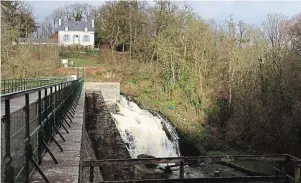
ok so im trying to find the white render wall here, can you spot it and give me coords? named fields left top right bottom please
left=58, top=30, right=94, bottom=47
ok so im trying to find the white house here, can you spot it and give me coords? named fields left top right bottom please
left=51, top=18, right=95, bottom=47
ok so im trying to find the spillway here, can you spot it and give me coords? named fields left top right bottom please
left=110, top=96, right=180, bottom=158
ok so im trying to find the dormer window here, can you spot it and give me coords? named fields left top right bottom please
left=65, top=27, right=68, bottom=31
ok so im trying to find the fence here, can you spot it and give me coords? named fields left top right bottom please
left=1, top=78, right=83, bottom=183
left=1, top=78, right=68, bottom=94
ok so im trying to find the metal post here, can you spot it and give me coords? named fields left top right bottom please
left=50, top=87, right=54, bottom=126
left=60, top=84, right=62, bottom=105
left=25, top=93, right=30, bottom=183
left=13, top=80, right=16, bottom=92
left=3, top=80, right=6, bottom=94
left=44, top=88, right=48, bottom=115
left=281, top=157, right=288, bottom=176
left=90, top=166, right=94, bottom=182
left=38, top=90, right=43, bottom=164
left=83, top=67, right=85, bottom=79
left=295, top=166, right=300, bottom=183
left=4, top=99, right=14, bottom=183
left=180, top=161, right=184, bottom=178
left=10, top=80, right=13, bottom=92
left=58, top=84, right=60, bottom=105
left=54, top=85, right=57, bottom=113
left=44, top=88, right=49, bottom=134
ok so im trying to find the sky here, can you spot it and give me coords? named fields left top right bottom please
left=27, top=0, right=301, bottom=25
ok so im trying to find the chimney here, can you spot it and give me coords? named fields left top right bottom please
left=84, top=27, right=87, bottom=32
left=59, top=17, right=62, bottom=26
left=92, top=18, right=94, bottom=28
left=65, top=27, right=68, bottom=31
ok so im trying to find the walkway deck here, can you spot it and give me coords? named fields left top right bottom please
left=30, top=87, right=85, bottom=183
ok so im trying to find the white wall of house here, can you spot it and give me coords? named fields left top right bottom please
left=58, top=30, right=94, bottom=47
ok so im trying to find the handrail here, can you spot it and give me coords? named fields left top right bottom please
left=82, top=154, right=301, bottom=183
left=0, top=77, right=68, bottom=95
left=82, top=154, right=288, bottom=167
left=1, top=79, right=81, bottom=101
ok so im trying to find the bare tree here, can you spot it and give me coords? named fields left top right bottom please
left=262, top=13, right=289, bottom=49
left=50, top=3, right=96, bottom=22
left=289, top=13, right=301, bottom=53
left=237, top=20, right=247, bottom=47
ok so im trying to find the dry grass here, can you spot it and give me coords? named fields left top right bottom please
left=2, top=44, right=60, bottom=78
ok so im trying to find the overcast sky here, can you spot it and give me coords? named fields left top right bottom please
left=27, top=0, right=301, bottom=25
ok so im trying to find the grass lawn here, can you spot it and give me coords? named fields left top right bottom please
left=70, top=58, right=89, bottom=67
left=59, top=50, right=100, bottom=67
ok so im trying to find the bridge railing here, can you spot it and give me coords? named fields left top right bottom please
left=0, top=78, right=68, bottom=94
left=1, top=78, right=83, bottom=183
left=82, top=154, right=301, bottom=183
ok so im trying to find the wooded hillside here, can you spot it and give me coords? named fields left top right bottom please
left=94, top=1, right=301, bottom=156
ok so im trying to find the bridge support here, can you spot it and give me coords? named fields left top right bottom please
left=26, top=144, right=50, bottom=183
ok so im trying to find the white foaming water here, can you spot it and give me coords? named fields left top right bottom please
left=110, top=96, right=180, bottom=158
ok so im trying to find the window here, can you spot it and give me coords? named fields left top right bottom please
left=83, top=35, right=90, bottom=42
left=63, top=35, right=70, bottom=42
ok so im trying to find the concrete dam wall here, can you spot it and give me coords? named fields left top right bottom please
left=85, top=82, right=120, bottom=104
left=80, top=82, right=137, bottom=181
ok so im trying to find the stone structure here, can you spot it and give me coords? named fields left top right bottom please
left=85, top=82, right=120, bottom=104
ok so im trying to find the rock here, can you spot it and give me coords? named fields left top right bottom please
left=137, top=154, right=157, bottom=168
left=164, top=166, right=172, bottom=174
left=137, top=154, right=156, bottom=158
left=213, top=171, right=220, bottom=177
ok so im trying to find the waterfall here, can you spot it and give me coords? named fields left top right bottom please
left=109, top=96, right=243, bottom=179
left=110, top=96, right=180, bottom=158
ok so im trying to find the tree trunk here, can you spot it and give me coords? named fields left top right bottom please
left=129, top=2, right=132, bottom=64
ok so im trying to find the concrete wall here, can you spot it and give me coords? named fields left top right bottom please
left=85, top=82, right=120, bottom=104
left=58, top=30, right=94, bottom=47
left=84, top=92, right=136, bottom=181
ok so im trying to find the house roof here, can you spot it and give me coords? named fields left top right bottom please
left=58, top=20, right=94, bottom=32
